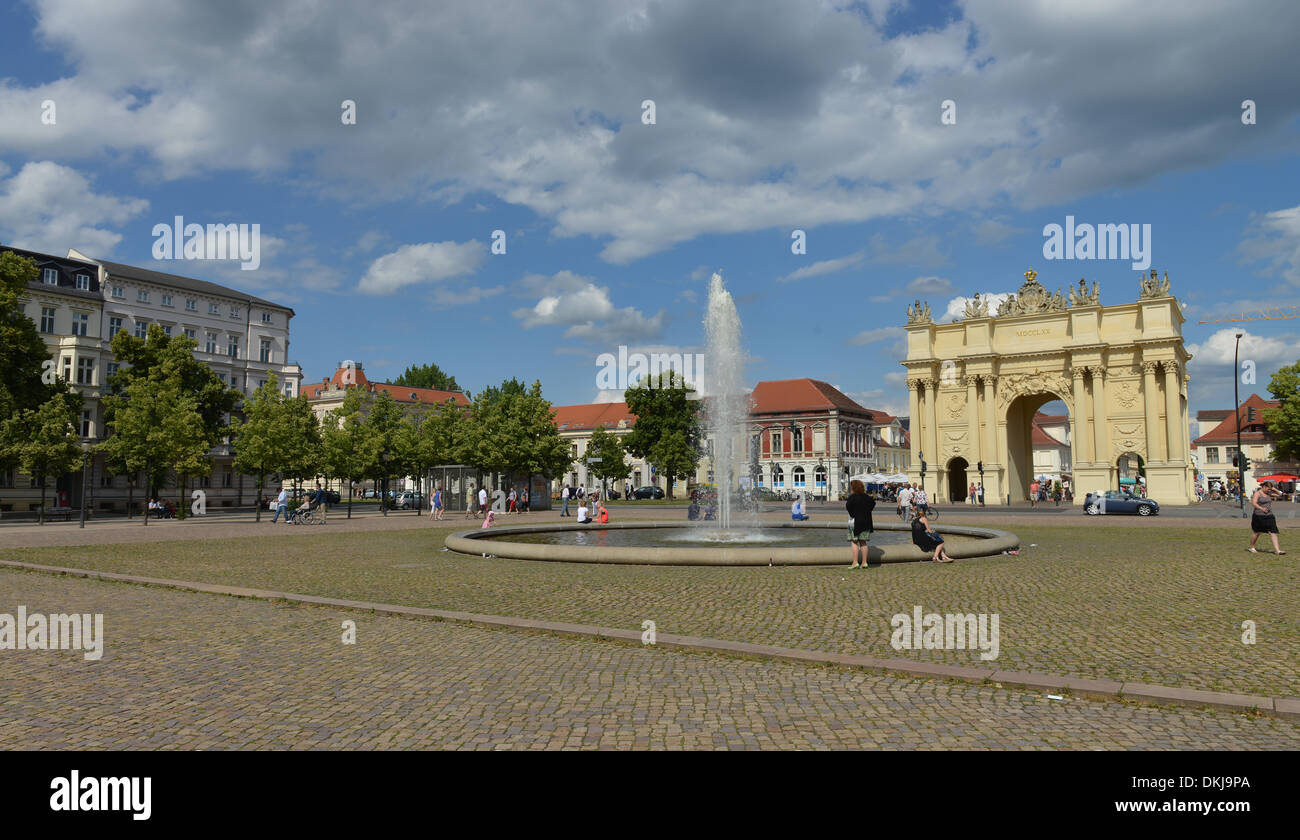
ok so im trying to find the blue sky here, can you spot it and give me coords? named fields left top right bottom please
left=2, top=0, right=1298, bottom=418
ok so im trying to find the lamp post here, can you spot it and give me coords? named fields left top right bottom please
left=977, top=460, right=984, bottom=507
left=380, top=451, right=390, bottom=516
left=79, top=439, right=92, bottom=529
left=919, top=451, right=927, bottom=494
left=1234, top=332, right=1246, bottom=517
left=815, top=458, right=825, bottom=501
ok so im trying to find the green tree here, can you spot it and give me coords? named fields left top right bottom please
left=231, top=375, right=321, bottom=521
left=390, top=362, right=461, bottom=393
left=0, top=251, right=63, bottom=420
left=586, top=426, right=630, bottom=499
left=0, top=393, right=82, bottom=524
left=363, top=390, right=408, bottom=510
left=321, top=389, right=382, bottom=518
left=622, top=372, right=702, bottom=498
left=100, top=371, right=211, bottom=525
left=462, top=381, right=570, bottom=486
left=1264, top=362, right=1300, bottom=462
left=474, top=377, right=527, bottom=405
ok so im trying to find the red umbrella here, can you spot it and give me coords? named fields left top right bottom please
left=1256, top=474, right=1299, bottom=482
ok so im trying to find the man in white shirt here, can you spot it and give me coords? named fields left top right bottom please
left=478, top=486, right=488, bottom=519
left=271, top=486, right=289, bottom=523
left=896, top=485, right=914, bottom=522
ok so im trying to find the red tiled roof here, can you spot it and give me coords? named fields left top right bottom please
left=551, top=402, right=636, bottom=432
left=750, top=379, right=871, bottom=416
left=301, top=364, right=468, bottom=407
left=1192, top=393, right=1279, bottom=445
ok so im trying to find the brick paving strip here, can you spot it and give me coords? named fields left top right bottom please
left=4, top=557, right=1295, bottom=722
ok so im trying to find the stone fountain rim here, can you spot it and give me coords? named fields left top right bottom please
left=444, top=520, right=1020, bottom=566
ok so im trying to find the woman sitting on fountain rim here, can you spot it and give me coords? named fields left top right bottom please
left=845, top=480, right=876, bottom=569
left=791, top=495, right=810, bottom=521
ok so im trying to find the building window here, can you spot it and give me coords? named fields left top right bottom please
left=772, top=431, right=782, bottom=454
left=80, top=410, right=92, bottom=436
left=184, top=328, right=196, bottom=340
left=1205, top=447, right=1219, bottom=464
left=209, top=303, right=221, bottom=315
left=40, top=307, right=56, bottom=333
left=793, top=428, right=803, bottom=451
left=162, top=325, right=173, bottom=337
left=137, top=289, right=150, bottom=303
left=261, top=312, right=273, bottom=324
left=185, top=298, right=197, bottom=311
left=76, top=359, right=95, bottom=385
left=772, top=465, right=784, bottom=488
left=72, top=312, right=89, bottom=336
left=161, top=294, right=173, bottom=307
left=231, top=375, right=241, bottom=390
left=223, top=470, right=233, bottom=488
left=230, top=307, right=241, bottom=319
left=258, top=379, right=267, bottom=391
left=134, top=320, right=148, bottom=339
left=793, top=466, right=806, bottom=488
left=76, top=273, right=90, bottom=290
left=42, top=267, right=58, bottom=285
left=284, top=382, right=293, bottom=397
left=62, top=356, right=71, bottom=382
left=228, top=336, right=239, bottom=358
left=0, top=469, right=13, bottom=488
left=109, top=316, right=124, bottom=335
left=815, top=467, right=827, bottom=488
left=106, top=362, right=119, bottom=377
left=260, top=339, right=271, bottom=363
left=112, top=285, right=125, bottom=299
left=205, top=333, right=217, bottom=354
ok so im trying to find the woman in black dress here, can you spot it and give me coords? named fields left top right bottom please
left=845, top=479, right=876, bottom=569
left=1247, top=481, right=1285, bottom=555
left=911, top=509, right=953, bottom=563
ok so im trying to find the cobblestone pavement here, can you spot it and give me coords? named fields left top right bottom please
left=4, top=569, right=1299, bottom=749
left=7, top=517, right=1296, bottom=698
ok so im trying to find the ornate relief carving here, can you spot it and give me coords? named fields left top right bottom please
left=1162, top=360, right=1178, bottom=377
left=942, top=430, right=968, bottom=457
left=946, top=392, right=967, bottom=420
left=996, top=371, right=1074, bottom=412
left=1114, top=380, right=1140, bottom=410
left=1112, top=422, right=1146, bottom=459
left=963, top=375, right=980, bottom=387
left=996, top=269, right=1068, bottom=316
left=961, top=293, right=990, bottom=319
left=1071, top=367, right=1086, bottom=381
left=1141, top=361, right=1159, bottom=375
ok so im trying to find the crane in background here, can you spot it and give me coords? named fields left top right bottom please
left=1196, top=305, right=1300, bottom=324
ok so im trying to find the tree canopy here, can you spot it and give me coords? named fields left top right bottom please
left=390, top=362, right=462, bottom=393
left=1264, top=361, right=1300, bottom=463
left=0, top=251, right=64, bottom=420
left=622, top=371, right=701, bottom=498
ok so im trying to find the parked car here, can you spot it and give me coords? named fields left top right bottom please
left=632, top=485, right=665, bottom=500
left=1083, top=490, right=1159, bottom=516
left=397, top=491, right=425, bottom=509
left=363, top=489, right=377, bottom=499
left=325, top=490, right=341, bottom=504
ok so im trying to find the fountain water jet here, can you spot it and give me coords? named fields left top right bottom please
left=702, top=272, right=752, bottom=533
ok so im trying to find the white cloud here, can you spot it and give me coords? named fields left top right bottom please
left=358, top=240, right=485, bottom=295
left=780, top=250, right=864, bottom=282
left=0, top=161, right=147, bottom=256
left=513, top=272, right=666, bottom=342
left=1238, top=204, right=1300, bottom=286
left=1186, top=327, right=1300, bottom=409
left=848, top=325, right=905, bottom=345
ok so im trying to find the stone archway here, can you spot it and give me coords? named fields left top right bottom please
left=946, top=457, right=969, bottom=503
left=902, top=268, right=1196, bottom=505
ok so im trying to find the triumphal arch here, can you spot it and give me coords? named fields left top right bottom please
left=902, top=268, right=1195, bottom=505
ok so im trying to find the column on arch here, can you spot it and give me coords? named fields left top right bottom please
left=1163, top=361, right=1183, bottom=464
left=965, top=374, right=981, bottom=466
left=1071, top=366, right=1090, bottom=464
left=1142, top=361, right=1161, bottom=461
left=981, top=375, right=997, bottom=468
left=1090, top=366, right=1108, bottom=466
left=924, top=378, right=940, bottom=471
left=907, top=379, right=921, bottom=473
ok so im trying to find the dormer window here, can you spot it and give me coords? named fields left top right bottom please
left=75, top=273, right=90, bottom=290
left=42, top=268, right=58, bottom=285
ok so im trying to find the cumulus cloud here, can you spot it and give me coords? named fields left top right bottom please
left=513, top=271, right=666, bottom=343
left=848, top=326, right=905, bottom=345
left=358, top=240, right=485, bottom=295
left=1186, top=327, right=1300, bottom=408
left=1238, top=204, right=1300, bottom=286
left=0, top=161, right=147, bottom=255
left=939, top=292, right=1013, bottom=323
left=2, top=0, right=1295, bottom=263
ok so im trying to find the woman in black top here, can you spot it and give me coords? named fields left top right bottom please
left=845, top=479, right=876, bottom=569
left=1247, top=481, right=1285, bottom=554
left=911, top=510, right=952, bottom=563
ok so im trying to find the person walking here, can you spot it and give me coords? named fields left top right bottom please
left=271, top=485, right=289, bottom=524
left=1247, top=481, right=1286, bottom=555
left=521, top=487, right=530, bottom=513
left=1029, top=479, right=1040, bottom=508
left=561, top=485, right=571, bottom=517
left=845, top=479, right=876, bottom=568
left=465, top=485, right=477, bottom=520
left=507, top=487, right=517, bottom=514
left=912, top=509, right=953, bottom=563
left=897, top=484, right=914, bottom=522
left=477, top=485, right=489, bottom=519
left=431, top=487, right=444, bottom=520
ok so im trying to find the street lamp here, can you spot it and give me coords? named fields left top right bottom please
left=815, top=458, right=825, bottom=501
left=1234, top=332, right=1247, bottom=517
left=79, top=438, right=93, bottom=529
left=919, top=450, right=927, bottom=494
left=977, top=460, right=984, bottom=507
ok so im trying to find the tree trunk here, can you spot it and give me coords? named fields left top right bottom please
left=127, top=475, right=134, bottom=520
left=178, top=473, right=186, bottom=520
left=38, top=475, right=46, bottom=525
left=347, top=481, right=353, bottom=519
left=143, top=461, right=151, bottom=526
left=255, top=473, right=264, bottom=522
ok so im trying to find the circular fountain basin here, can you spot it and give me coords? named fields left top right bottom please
left=444, top=521, right=1019, bottom=566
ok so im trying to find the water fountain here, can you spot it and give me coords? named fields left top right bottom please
left=445, top=272, right=1019, bottom=564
